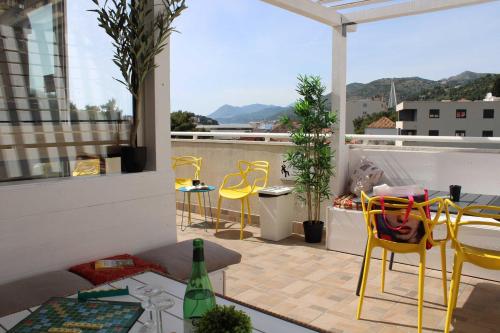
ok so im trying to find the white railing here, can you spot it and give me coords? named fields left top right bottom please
left=172, top=131, right=500, bottom=146
left=347, top=134, right=500, bottom=144
left=171, top=131, right=291, bottom=142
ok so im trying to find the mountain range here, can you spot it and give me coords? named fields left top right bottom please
left=208, top=71, right=499, bottom=124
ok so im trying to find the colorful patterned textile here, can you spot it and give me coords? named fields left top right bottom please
left=333, top=194, right=362, bottom=211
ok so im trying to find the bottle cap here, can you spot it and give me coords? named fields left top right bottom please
left=193, top=238, right=204, bottom=248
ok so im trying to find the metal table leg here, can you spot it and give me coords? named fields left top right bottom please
left=181, top=192, right=187, bottom=231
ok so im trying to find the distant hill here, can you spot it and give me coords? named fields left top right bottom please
left=209, top=104, right=290, bottom=124
left=208, top=71, right=498, bottom=123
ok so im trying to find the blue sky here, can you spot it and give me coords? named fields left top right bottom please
left=170, top=0, right=500, bottom=116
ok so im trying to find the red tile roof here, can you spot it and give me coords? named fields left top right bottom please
left=367, top=116, right=396, bottom=129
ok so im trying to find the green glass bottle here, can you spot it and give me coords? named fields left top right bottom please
left=183, top=239, right=216, bottom=329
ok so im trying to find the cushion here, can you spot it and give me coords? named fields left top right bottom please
left=69, top=254, right=166, bottom=285
left=333, top=194, right=362, bottom=211
left=348, top=158, right=384, bottom=196
left=135, top=240, right=242, bottom=281
left=0, top=270, right=93, bottom=317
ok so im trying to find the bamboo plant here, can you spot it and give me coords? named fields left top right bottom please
left=90, top=0, right=187, bottom=147
left=281, top=75, right=336, bottom=223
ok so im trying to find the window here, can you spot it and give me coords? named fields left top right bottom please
left=456, top=109, right=467, bottom=119
left=428, top=130, right=439, bottom=136
left=483, top=130, right=494, bottom=137
left=401, top=130, right=417, bottom=136
left=0, top=2, right=132, bottom=183
left=429, top=109, right=440, bottom=118
left=483, top=109, right=494, bottom=119
left=399, top=109, right=417, bottom=121
left=455, top=130, right=466, bottom=137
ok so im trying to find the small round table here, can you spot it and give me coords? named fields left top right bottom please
left=178, top=185, right=216, bottom=231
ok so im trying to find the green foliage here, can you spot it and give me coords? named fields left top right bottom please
left=281, top=75, right=336, bottom=223
left=406, top=74, right=500, bottom=101
left=194, top=305, right=252, bottom=333
left=171, top=111, right=218, bottom=131
left=492, top=77, right=500, bottom=97
left=90, top=0, right=187, bottom=146
left=171, top=111, right=196, bottom=131
left=353, top=109, right=397, bottom=134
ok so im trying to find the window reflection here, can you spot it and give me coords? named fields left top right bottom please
left=0, top=1, right=131, bottom=183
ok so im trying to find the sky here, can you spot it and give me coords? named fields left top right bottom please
left=170, top=0, right=500, bottom=116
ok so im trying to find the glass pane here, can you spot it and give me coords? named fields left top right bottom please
left=0, top=1, right=131, bottom=183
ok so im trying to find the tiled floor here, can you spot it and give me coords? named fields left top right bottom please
left=176, top=212, right=500, bottom=333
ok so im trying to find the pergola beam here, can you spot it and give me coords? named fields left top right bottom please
left=327, top=0, right=394, bottom=10
left=260, top=0, right=342, bottom=26
left=341, top=0, right=499, bottom=24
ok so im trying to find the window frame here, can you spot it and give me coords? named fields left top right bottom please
left=429, top=109, right=440, bottom=119
left=482, top=130, right=494, bottom=137
left=456, top=109, right=467, bottom=119
left=483, top=109, right=494, bottom=119
left=455, top=130, right=466, bottom=137
left=428, top=130, right=439, bottom=136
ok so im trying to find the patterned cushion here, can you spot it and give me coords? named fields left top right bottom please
left=69, top=254, right=166, bottom=285
left=333, top=194, right=362, bottom=211
left=348, top=158, right=384, bottom=196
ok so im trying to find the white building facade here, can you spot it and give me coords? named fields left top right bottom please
left=396, top=100, right=500, bottom=137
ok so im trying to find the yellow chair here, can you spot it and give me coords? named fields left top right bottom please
left=357, top=192, right=448, bottom=333
left=172, top=156, right=204, bottom=225
left=216, top=160, right=269, bottom=240
left=444, top=200, right=500, bottom=333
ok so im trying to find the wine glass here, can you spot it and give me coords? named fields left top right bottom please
left=151, top=294, right=175, bottom=333
left=133, top=285, right=162, bottom=332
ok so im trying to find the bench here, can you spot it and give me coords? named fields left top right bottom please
left=0, top=239, right=241, bottom=317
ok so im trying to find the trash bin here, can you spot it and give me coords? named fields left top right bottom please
left=258, top=186, right=294, bottom=241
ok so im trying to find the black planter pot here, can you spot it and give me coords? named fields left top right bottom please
left=121, top=146, right=147, bottom=173
left=303, top=221, right=324, bottom=243
left=106, top=145, right=122, bottom=158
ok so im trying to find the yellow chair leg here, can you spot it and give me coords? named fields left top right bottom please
left=417, top=253, right=426, bottom=333
left=356, top=241, right=373, bottom=320
left=440, top=242, right=448, bottom=306
left=450, top=257, right=464, bottom=312
left=381, top=248, right=387, bottom=293
left=187, top=193, right=192, bottom=225
left=196, top=192, right=205, bottom=217
left=445, top=254, right=462, bottom=333
left=216, top=196, right=222, bottom=233
left=246, top=196, right=252, bottom=225
left=240, top=199, right=245, bottom=240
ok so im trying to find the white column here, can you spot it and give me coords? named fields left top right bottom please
left=331, top=25, right=348, bottom=196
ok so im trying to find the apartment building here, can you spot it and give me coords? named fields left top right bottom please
left=346, top=98, right=388, bottom=134
left=396, top=100, right=500, bottom=137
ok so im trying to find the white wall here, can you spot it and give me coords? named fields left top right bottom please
left=0, top=2, right=176, bottom=284
left=364, top=128, right=397, bottom=135
left=0, top=172, right=176, bottom=284
left=348, top=145, right=500, bottom=195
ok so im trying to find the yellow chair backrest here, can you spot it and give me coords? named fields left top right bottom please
left=361, top=191, right=444, bottom=247
left=445, top=199, right=500, bottom=267
left=171, top=156, right=202, bottom=179
left=237, top=160, right=269, bottom=192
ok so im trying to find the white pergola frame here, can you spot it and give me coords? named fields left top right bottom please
left=260, top=0, right=498, bottom=194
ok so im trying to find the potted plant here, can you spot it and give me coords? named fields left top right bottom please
left=90, top=0, right=186, bottom=172
left=194, top=305, right=252, bottom=333
left=281, top=75, right=336, bottom=243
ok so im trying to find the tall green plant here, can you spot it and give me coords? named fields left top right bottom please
left=281, top=75, right=336, bottom=223
left=90, top=0, right=187, bottom=147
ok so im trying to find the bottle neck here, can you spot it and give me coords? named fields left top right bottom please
left=191, top=247, right=207, bottom=277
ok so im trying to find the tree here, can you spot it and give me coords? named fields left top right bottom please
left=171, top=111, right=197, bottom=132
left=281, top=75, right=336, bottom=223
left=91, top=0, right=187, bottom=147
left=493, top=77, right=500, bottom=97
